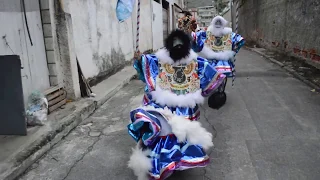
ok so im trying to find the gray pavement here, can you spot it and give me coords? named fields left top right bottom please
left=19, top=49, right=320, bottom=180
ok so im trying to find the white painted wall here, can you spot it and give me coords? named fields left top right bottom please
left=52, top=0, right=184, bottom=81
left=64, top=0, right=135, bottom=79
left=152, top=1, right=164, bottom=50
left=167, top=0, right=184, bottom=31
left=0, top=0, right=50, bottom=104
left=132, top=0, right=153, bottom=53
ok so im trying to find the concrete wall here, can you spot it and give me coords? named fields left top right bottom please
left=238, top=0, right=320, bottom=68
left=50, top=0, right=81, bottom=99
left=132, top=0, right=154, bottom=53
left=50, top=0, right=185, bottom=88
left=152, top=1, right=164, bottom=50
left=168, top=0, right=185, bottom=30
left=62, top=0, right=135, bottom=81
left=0, top=0, right=51, bottom=104
left=185, top=0, right=213, bottom=8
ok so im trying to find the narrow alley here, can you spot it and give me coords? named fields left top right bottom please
left=19, top=49, right=320, bottom=180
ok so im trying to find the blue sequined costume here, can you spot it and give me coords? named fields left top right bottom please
left=127, top=49, right=226, bottom=180
left=192, top=31, right=245, bottom=78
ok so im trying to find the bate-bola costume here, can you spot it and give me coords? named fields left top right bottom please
left=127, top=30, right=226, bottom=180
left=192, top=16, right=245, bottom=80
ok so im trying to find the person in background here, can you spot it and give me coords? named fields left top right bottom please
left=177, top=13, right=230, bottom=109
left=177, top=11, right=197, bottom=34
left=191, top=16, right=245, bottom=107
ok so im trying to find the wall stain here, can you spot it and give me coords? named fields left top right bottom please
left=239, top=0, right=320, bottom=68
left=89, top=48, right=127, bottom=86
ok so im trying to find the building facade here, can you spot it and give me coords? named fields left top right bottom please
left=197, top=6, right=217, bottom=27
left=0, top=0, right=184, bottom=107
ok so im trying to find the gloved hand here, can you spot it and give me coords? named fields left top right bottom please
left=134, top=51, right=142, bottom=61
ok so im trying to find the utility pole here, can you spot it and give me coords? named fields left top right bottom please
left=231, top=0, right=234, bottom=31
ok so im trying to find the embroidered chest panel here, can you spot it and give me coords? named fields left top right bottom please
left=205, top=31, right=232, bottom=52
left=157, top=60, right=200, bottom=95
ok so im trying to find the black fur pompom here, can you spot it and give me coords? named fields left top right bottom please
left=165, top=29, right=191, bottom=62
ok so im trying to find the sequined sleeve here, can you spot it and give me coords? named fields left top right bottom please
left=133, top=54, right=158, bottom=92
left=128, top=108, right=161, bottom=146
left=192, top=31, right=207, bottom=53
left=198, top=57, right=226, bottom=97
left=232, top=32, right=245, bottom=53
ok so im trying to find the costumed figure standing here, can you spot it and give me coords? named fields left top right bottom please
left=191, top=16, right=245, bottom=106
left=127, top=30, right=226, bottom=180
left=178, top=13, right=230, bottom=109
left=177, top=11, right=198, bottom=34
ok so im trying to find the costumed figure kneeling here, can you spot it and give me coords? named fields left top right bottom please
left=127, top=30, right=226, bottom=180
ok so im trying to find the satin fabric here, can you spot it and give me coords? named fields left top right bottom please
left=134, top=54, right=225, bottom=120
left=128, top=54, right=225, bottom=179
left=128, top=108, right=210, bottom=180
left=135, top=54, right=225, bottom=95
left=192, top=31, right=245, bottom=78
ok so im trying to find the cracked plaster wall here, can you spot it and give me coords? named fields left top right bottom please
left=65, top=0, right=153, bottom=80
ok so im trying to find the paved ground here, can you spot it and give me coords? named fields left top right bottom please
left=19, top=49, right=320, bottom=180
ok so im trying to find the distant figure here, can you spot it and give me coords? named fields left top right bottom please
left=177, top=14, right=229, bottom=109
left=191, top=16, right=245, bottom=108
left=193, top=16, right=245, bottom=77
left=177, top=11, right=197, bottom=34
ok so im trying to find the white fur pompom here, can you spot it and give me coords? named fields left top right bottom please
left=168, top=115, right=190, bottom=142
left=198, top=46, right=235, bottom=61
left=128, top=144, right=152, bottom=180
left=186, top=121, right=214, bottom=150
left=168, top=115, right=214, bottom=150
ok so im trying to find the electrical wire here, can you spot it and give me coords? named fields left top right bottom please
left=21, top=0, right=33, bottom=46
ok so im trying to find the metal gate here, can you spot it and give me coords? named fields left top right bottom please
left=0, top=0, right=51, bottom=104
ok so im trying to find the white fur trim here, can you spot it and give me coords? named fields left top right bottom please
left=211, top=16, right=228, bottom=27
left=155, top=48, right=198, bottom=65
left=167, top=114, right=214, bottom=150
left=139, top=106, right=214, bottom=150
left=150, top=86, right=204, bottom=108
left=207, top=16, right=232, bottom=37
left=128, top=144, right=152, bottom=180
left=207, top=25, right=232, bottom=37
left=167, top=115, right=188, bottom=142
left=186, top=121, right=214, bottom=150
left=141, top=106, right=174, bottom=118
left=198, top=46, right=235, bottom=61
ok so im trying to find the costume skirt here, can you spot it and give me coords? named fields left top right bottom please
left=127, top=107, right=213, bottom=180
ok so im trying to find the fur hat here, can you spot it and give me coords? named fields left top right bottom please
left=207, top=15, right=232, bottom=37
left=165, top=29, right=191, bottom=61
